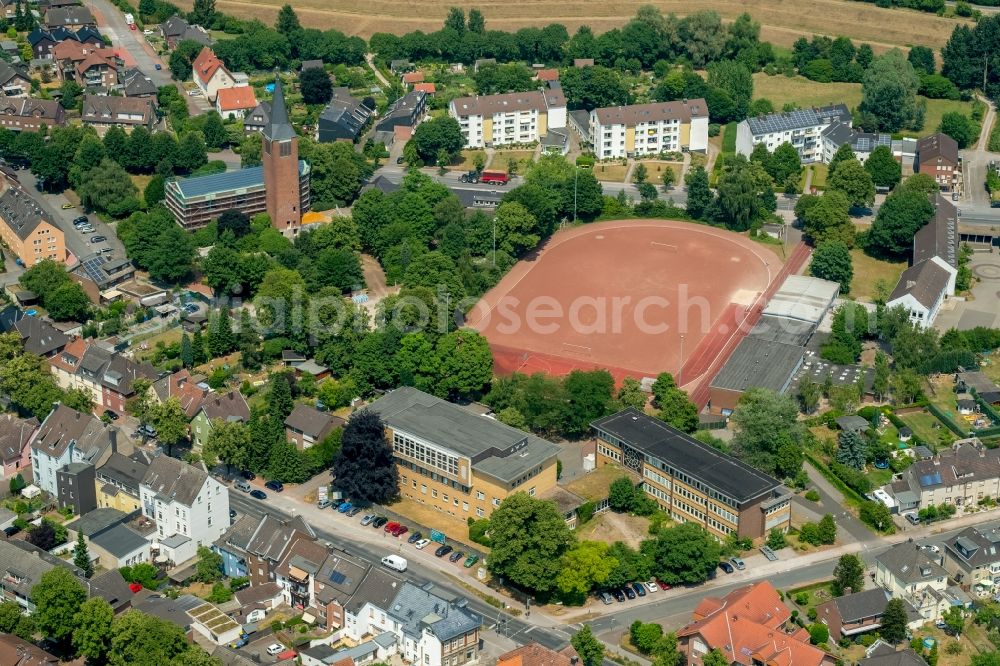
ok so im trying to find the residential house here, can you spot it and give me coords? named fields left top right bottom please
left=160, top=15, right=211, bottom=49
left=497, top=644, right=576, bottom=666
left=0, top=96, right=66, bottom=132
left=44, top=6, right=96, bottom=30
left=81, top=94, right=157, bottom=134
left=413, top=82, right=436, bottom=95
left=150, top=368, right=209, bottom=418
left=956, top=371, right=1000, bottom=405
left=14, top=316, right=68, bottom=357
left=677, top=581, right=835, bottom=666
left=345, top=580, right=482, bottom=666
left=943, top=522, right=1000, bottom=592
left=233, top=581, right=284, bottom=613
left=916, top=133, right=960, bottom=192
left=76, top=52, right=118, bottom=88
left=213, top=513, right=315, bottom=583
left=401, top=71, right=424, bottom=86
left=874, top=541, right=950, bottom=622
left=301, top=638, right=395, bottom=666
left=817, top=588, right=920, bottom=641
left=301, top=59, right=324, bottom=71
left=48, top=335, right=90, bottom=391
left=140, top=454, right=230, bottom=565
left=819, top=121, right=891, bottom=165
left=30, top=404, right=121, bottom=498
left=28, top=26, right=103, bottom=60
left=216, top=85, right=257, bottom=120
left=243, top=100, right=270, bottom=134
left=95, top=450, right=151, bottom=513
left=275, top=536, right=331, bottom=611
left=120, top=67, right=158, bottom=97
left=859, top=649, right=927, bottom=666
left=450, top=87, right=567, bottom=149
left=87, top=568, right=136, bottom=614
left=368, top=387, right=560, bottom=520
left=66, top=341, right=158, bottom=415
left=69, top=253, right=137, bottom=303
left=57, top=461, right=97, bottom=514
left=66, top=507, right=151, bottom=569
left=0, top=413, right=37, bottom=481
left=0, top=539, right=83, bottom=611
left=190, top=390, right=251, bottom=448
left=375, top=90, right=426, bottom=134
left=52, top=41, right=121, bottom=86
left=0, top=634, right=59, bottom=665
left=886, top=440, right=1000, bottom=512
left=735, top=104, right=852, bottom=164
left=588, top=99, right=709, bottom=158
left=0, top=173, right=66, bottom=267
left=192, top=46, right=240, bottom=103
left=592, top=408, right=791, bottom=539
left=317, top=88, right=372, bottom=143
left=0, top=62, right=33, bottom=98
left=284, top=404, right=344, bottom=450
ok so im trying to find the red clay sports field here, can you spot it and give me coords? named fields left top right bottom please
left=466, top=219, right=806, bottom=392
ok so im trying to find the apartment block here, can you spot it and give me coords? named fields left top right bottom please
left=449, top=86, right=566, bottom=149
left=591, top=409, right=790, bottom=540
left=589, top=99, right=708, bottom=158
left=736, top=104, right=851, bottom=164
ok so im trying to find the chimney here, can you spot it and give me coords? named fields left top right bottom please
left=843, top=587, right=852, bottom=595
left=571, top=658, right=579, bottom=665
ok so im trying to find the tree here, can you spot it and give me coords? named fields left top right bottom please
left=493, top=201, right=540, bottom=257
left=300, top=66, right=333, bottom=105
left=207, top=308, right=236, bottom=357
left=486, top=493, right=575, bottom=595
left=650, top=523, right=721, bottom=585
left=571, top=625, right=605, bottom=666
left=563, top=370, right=616, bottom=437
left=188, top=0, right=217, bottom=26
left=434, top=329, right=493, bottom=400
left=32, top=567, right=86, bottom=643
left=797, top=376, right=820, bottom=413
left=731, top=388, right=805, bottom=478
left=560, top=65, right=631, bottom=110
left=150, top=398, right=188, bottom=454
left=27, top=520, right=59, bottom=550
left=766, top=528, right=787, bottom=550
left=860, top=50, right=920, bottom=132
left=832, top=553, right=865, bottom=596
left=866, top=187, right=935, bottom=257
left=176, top=131, right=208, bottom=174
left=194, top=545, right=223, bottom=583
left=836, top=429, right=867, bottom=469
left=908, top=45, right=936, bottom=75
left=939, top=111, right=978, bottom=148
left=629, top=620, right=664, bottom=654
left=76, top=158, right=139, bottom=217
left=144, top=174, right=166, bottom=206
left=881, top=598, right=909, bottom=643
left=332, top=409, right=398, bottom=505
left=266, top=372, right=295, bottom=420
left=201, top=111, right=227, bottom=150
left=828, top=158, right=875, bottom=208
left=943, top=605, right=965, bottom=636
left=109, top=609, right=207, bottom=666
left=0, top=600, right=34, bottom=639
left=809, top=623, right=829, bottom=646
left=45, top=282, right=91, bottom=322
left=707, top=60, right=753, bottom=119
left=617, top=377, right=647, bottom=410
left=73, top=530, right=93, bottom=577
left=275, top=3, right=300, bottom=34
left=703, top=649, right=729, bottom=666
left=203, top=420, right=250, bottom=471
left=73, top=597, right=114, bottom=663
left=661, top=166, right=675, bottom=190
left=864, top=145, right=901, bottom=189
left=817, top=513, right=837, bottom=545
left=556, top=541, right=616, bottom=600
left=609, top=476, right=639, bottom=512
left=411, top=116, right=464, bottom=164
left=651, top=373, right=699, bottom=433
left=810, top=240, right=853, bottom=291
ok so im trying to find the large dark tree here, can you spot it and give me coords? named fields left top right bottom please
left=217, top=209, right=251, bottom=239
left=300, top=66, right=334, bottom=105
left=649, top=522, right=721, bottom=585
left=865, top=187, right=935, bottom=257
left=332, top=409, right=399, bottom=505
left=410, top=116, right=464, bottom=164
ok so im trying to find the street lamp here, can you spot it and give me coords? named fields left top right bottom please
left=678, top=334, right=685, bottom=386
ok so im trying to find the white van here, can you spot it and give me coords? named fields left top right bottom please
left=381, top=555, right=407, bottom=572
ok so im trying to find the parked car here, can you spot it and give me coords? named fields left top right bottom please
left=407, top=531, right=423, bottom=544
left=905, top=513, right=920, bottom=525
left=249, top=489, right=267, bottom=500
left=611, top=589, right=625, bottom=602
left=729, top=557, right=746, bottom=571
left=103, top=409, right=119, bottom=420
left=317, top=499, right=333, bottom=509
left=229, top=509, right=236, bottom=519
left=434, top=544, right=453, bottom=557
left=719, top=561, right=734, bottom=574
left=623, top=586, right=636, bottom=600
left=599, top=591, right=614, bottom=605
left=73, top=216, right=88, bottom=225
left=240, top=470, right=255, bottom=480
left=414, top=539, right=431, bottom=549
left=61, top=203, right=75, bottom=209
left=91, top=235, right=106, bottom=243
left=392, top=525, right=408, bottom=538
left=264, top=480, right=283, bottom=492
left=337, top=502, right=353, bottom=514
left=3, top=525, right=21, bottom=537
left=463, top=554, right=479, bottom=568
left=655, top=579, right=671, bottom=591
left=372, top=516, right=389, bottom=528
left=360, top=514, right=375, bottom=526
left=632, top=582, right=646, bottom=597
left=154, top=63, right=162, bottom=70
left=348, top=506, right=362, bottom=517
left=266, top=644, right=284, bottom=656
left=645, top=580, right=658, bottom=593
left=384, top=521, right=400, bottom=533
left=449, top=550, right=464, bottom=563
left=136, top=424, right=157, bottom=438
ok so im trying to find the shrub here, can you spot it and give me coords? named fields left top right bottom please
left=804, top=489, right=821, bottom=502
left=576, top=501, right=596, bottom=525
left=808, top=607, right=818, bottom=621
left=809, top=623, right=829, bottom=645
left=468, top=519, right=491, bottom=547
left=795, top=592, right=809, bottom=606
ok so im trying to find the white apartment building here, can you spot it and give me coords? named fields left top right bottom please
left=736, top=104, right=852, bottom=163
left=589, top=99, right=709, bottom=158
left=140, top=454, right=229, bottom=565
left=30, top=404, right=119, bottom=498
left=449, top=87, right=566, bottom=148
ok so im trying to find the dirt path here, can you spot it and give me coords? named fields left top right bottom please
left=361, top=253, right=393, bottom=298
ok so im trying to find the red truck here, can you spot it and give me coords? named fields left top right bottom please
left=460, top=170, right=509, bottom=185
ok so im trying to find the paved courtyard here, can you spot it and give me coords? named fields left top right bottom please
left=935, top=251, right=1000, bottom=331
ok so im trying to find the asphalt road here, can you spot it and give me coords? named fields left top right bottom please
left=86, top=0, right=171, bottom=87
left=227, top=493, right=575, bottom=653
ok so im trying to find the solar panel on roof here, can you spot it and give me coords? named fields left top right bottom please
left=919, top=471, right=942, bottom=487
left=329, top=570, right=346, bottom=584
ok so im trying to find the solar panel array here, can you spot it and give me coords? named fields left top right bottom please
left=329, top=570, right=347, bottom=584
left=747, top=104, right=850, bottom=136
left=79, top=254, right=108, bottom=284
left=851, top=133, right=892, bottom=153
left=918, top=471, right=943, bottom=487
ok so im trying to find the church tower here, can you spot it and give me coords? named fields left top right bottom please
left=262, top=77, right=301, bottom=234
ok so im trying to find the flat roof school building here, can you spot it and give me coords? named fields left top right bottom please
left=367, top=387, right=560, bottom=521
left=591, top=409, right=790, bottom=540
left=164, top=161, right=310, bottom=230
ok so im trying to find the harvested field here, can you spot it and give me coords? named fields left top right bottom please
left=170, top=0, right=968, bottom=50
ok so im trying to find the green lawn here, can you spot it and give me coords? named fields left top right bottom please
left=898, top=411, right=955, bottom=447
left=848, top=248, right=907, bottom=302
left=906, top=97, right=975, bottom=140
left=752, top=73, right=863, bottom=112
left=787, top=581, right=835, bottom=609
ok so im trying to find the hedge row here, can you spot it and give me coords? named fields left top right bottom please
left=927, top=402, right=972, bottom=438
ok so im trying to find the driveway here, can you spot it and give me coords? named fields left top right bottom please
left=961, top=96, right=1000, bottom=214
left=803, top=462, right=876, bottom=544
left=87, top=0, right=171, bottom=87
